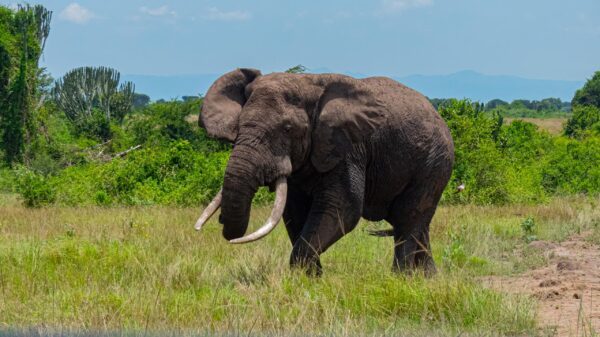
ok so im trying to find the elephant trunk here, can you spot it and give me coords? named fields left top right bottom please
left=219, top=147, right=261, bottom=240
left=194, top=144, right=290, bottom=242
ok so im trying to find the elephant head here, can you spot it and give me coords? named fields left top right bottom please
left=195, top=68, right=386, bottom=243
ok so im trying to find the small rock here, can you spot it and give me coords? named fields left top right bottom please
left=534, top=290, right=561, bottom=300
left=539, top=279, right=561, bottom=287
left=529, top=241, right=557, bottom=250
left=557, top=260, right=580, bottom=271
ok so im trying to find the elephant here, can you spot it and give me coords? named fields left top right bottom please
left=194, top=68, right=454, bottom=276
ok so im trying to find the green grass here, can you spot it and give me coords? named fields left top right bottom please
left=0, top=195, right=598, bottom=336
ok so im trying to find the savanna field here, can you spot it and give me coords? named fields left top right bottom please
left=0, top=195, right=599, bottom=336
left=3, top=4, right=600, bottom=337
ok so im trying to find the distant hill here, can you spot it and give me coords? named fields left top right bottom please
left=124, top=70, right=583, bottom=103
left=394, top=70, right=583, bottom=102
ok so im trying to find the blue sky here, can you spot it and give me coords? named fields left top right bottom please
left=5, top=0, right=600, bottom=81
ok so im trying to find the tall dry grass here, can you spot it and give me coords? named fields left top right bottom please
left=0, top=195, right=598, bottom=336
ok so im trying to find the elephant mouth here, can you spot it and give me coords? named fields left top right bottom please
left=194, top=177, right=288, bottom=244
left=267, top=179, right=279, bottom=192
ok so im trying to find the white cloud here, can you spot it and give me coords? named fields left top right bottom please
left=381, top=0, right=433, bottom=12
left=140, top=5, right=176, bottom=17
left=205, top=7, right=251, bottom=21
left=60, top=3, right=94, bottom=24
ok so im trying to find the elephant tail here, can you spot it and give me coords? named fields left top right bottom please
left=366, top=228, right=395, bottom=237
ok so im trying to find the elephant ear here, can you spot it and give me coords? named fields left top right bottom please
left=311, top=81, right=388, bottom=172
left=200, top=68, right=262, bottom=142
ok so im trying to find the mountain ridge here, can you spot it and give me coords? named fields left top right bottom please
left=124, top=70, right=583, bottom=102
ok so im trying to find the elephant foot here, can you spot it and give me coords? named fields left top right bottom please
left=392, top=254, right=436, bottom=277
left=290, top=247, right=322, bottom=276
left=290, top=254, right=323, bottom=277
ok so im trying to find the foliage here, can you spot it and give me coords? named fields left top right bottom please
left=132, top=92, right=150, bottom=109
left=0, top=168, right=15, bottom=192
left=285, top=64, right=307, bottom=74
left=431, top=97, right=571, bottom=118
left=14, top=165, right=55, bottom=207
left=439, top=99, right=513, bottom=204
left=520, top=217, right=537, bottom=243
left=572, top=71, right=600, bottom=108
left=0, top=4, right=52, bottom=166
left=46, top=140, right=229, bottom=206
left=564, top=104, right=600, bottom=138
left=2, top=94, right=598, bottom=208
left=541, top=136, right=600, bottom=195
left=485, top=98, right=508, bottom=110
left=126, top=98, right=229, bottom=152
left=440, top=99, right=600, bottom=201
left=489, top=98, right=571, bottom=118
left=53, top=66, right=135, bottom=140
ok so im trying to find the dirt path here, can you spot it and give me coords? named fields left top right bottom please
left=486, top=233, right=600, bottom=337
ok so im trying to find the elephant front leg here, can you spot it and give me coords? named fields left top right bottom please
left=290, top=164, right=365, bottom=276
left=283, top=185, right=312, bottom=246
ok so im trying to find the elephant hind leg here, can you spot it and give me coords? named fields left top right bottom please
left=386, top=182, right=444, bottom=276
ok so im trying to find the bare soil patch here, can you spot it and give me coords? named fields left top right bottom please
left=485, top=232, right=600, bottom=336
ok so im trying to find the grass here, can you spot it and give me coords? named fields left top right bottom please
left=0, top=195, right=598, bottom=336
left=504, top=117, right=567, bottom=135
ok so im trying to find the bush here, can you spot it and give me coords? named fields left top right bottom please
left=438, top=100, right=563, bottom=204
left=8, top=97, right=600, bottom=208
left=14, top=166, right=55, bottom=207
left=541, top=136, right=600, bottom=195
left=0, top=168, right=16, bottom=192
left=564, top=105, right=600, bottom=138
left=49, top=140, right=231, bottom=206
left=572, top=70, right=600, bottom=108
left=125, top=99, right=230, bottom=152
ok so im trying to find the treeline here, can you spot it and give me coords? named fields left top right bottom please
left=0, top=4, right=598, bottom=207
left=3, top=93, right=597, bottom=208
left=430, top=97, right=571, bottom=118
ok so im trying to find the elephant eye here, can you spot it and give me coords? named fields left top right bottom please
left=283, top=124, right=292, bottom=133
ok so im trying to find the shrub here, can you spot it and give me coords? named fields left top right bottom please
left=50, top=140, right=231, bottom=206
left=9, top=97, right=600, bottom=207
left=564, top=105, right=600, bottom=138
left=541, top=136, right=600, bottom=195
left=572, top=70, right=600, bottom=109
left=438, top=100, right=564, bottom=204
left=125, top=100, right=230, bottom=152
left=0, top=168, right=16, bottom=192
left=14, top=166, right=55, bottom=207
left=520, top=217, right=537, bottom=243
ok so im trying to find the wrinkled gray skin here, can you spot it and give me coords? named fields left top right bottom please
left=200, top=68, right=454, bottom=276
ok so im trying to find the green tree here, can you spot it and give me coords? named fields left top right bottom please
left=538, top=98, right=562, bottom=111
left=132, top=93, right=151, bottom=109
left=485, top=99, right=508, bottom=111
left=285, top=65, right=307, bottom=74
left=565, top=71, right=600, bottom=137
left=572, top=71, right=600, bottom=108
left=564, top=105, right=600, bottom=138
left=126, top=99, right=228, bottom=152
left=0, top=4, right=52, bottom=166
left=53, top=66, right=135, bottom=139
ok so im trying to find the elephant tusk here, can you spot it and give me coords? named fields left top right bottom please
left=194, top=189, right=222, bottom=231
left=229, top=177, right=287, bottom=244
